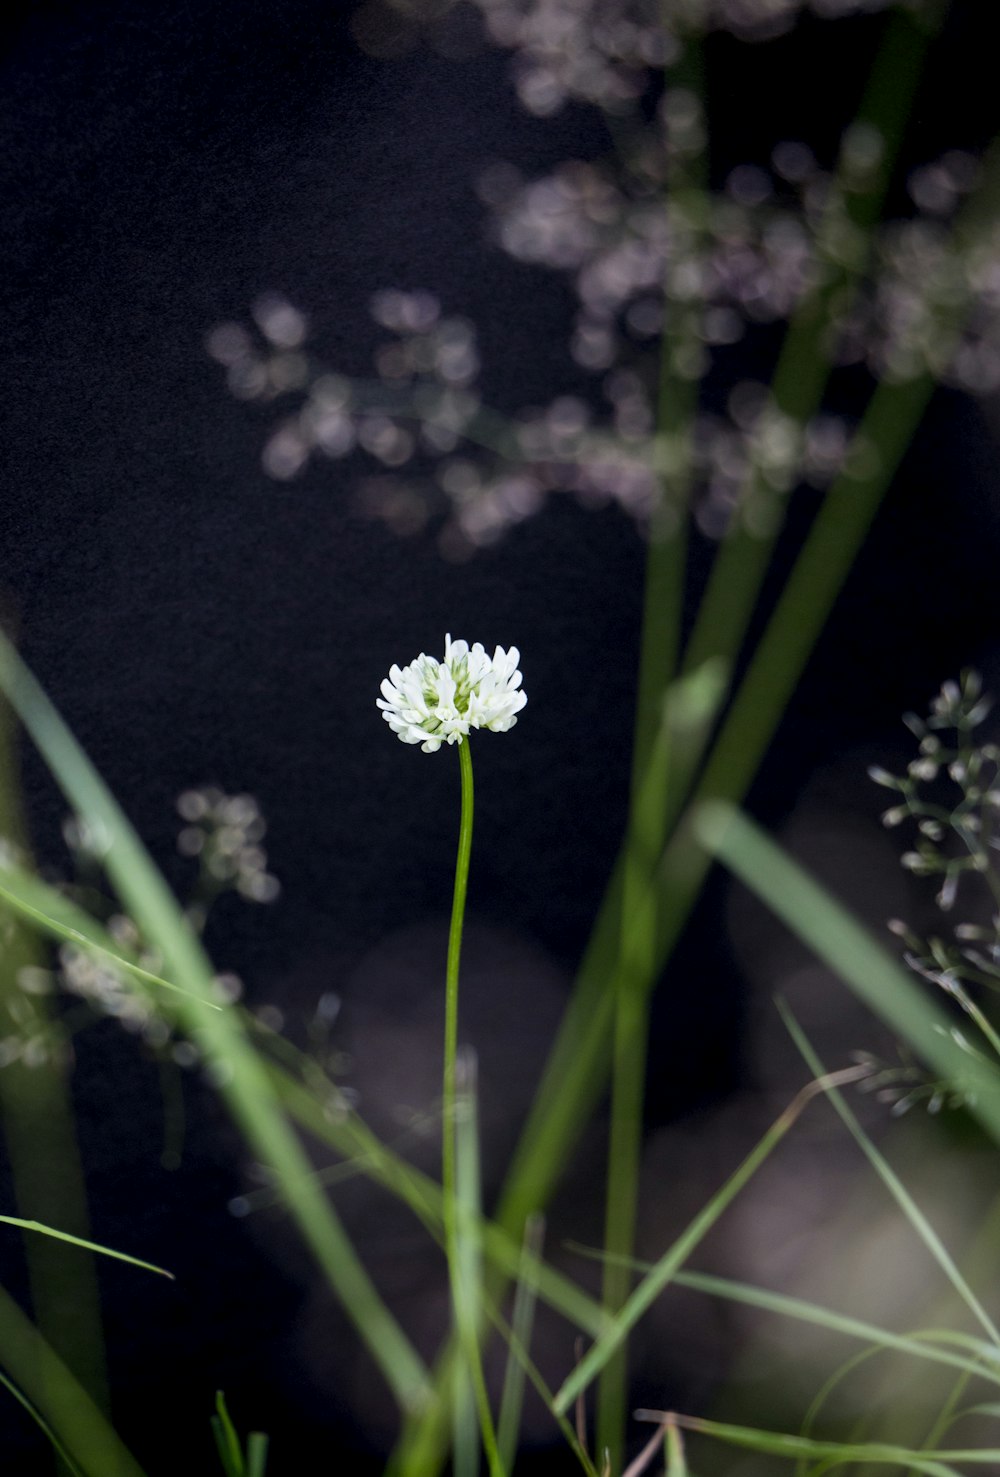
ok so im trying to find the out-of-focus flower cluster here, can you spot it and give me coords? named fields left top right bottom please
left=486, top=146, right=990, bottom=391
left=864, top=672, right=1000, bottom=1115
left=176, top=786, right=281, bottom=922
left=373, top=0, right=908, bottom=115
left=1, top=787, right=279, bottom=1072
left=208, top=278, right=865, bottom=550
left=209, top=0, right=990, bottom=556
left=208, top=120, right=992, bottom=550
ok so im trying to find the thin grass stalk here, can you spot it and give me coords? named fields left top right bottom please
left=496, top=1215, right=544, bottom=1472
left=912, top=1373, right=978, bottom=1477
left=780, top=1004, right=1000, bottom=1346
left=479, top=1288, right=600, bottom=1477
left=265, top=1059, right=611, bottom=1336
left=634, top=1408, right=996, bottom=1475
left=663, top=1270, right=1000, bottom=1386
left=555, top=1067, right=870, bottom=1414
left=453, top=1047, right=505, bottom=1477
left=442, top=738, right=475, bottom=1475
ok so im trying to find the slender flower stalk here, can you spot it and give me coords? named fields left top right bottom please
left=378, top=636, right=526, bottom=1475
left=443, top=735, right=475, bottom=1221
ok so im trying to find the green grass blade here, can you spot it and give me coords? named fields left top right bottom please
left=245, top=1432, right=270, bottom=1477
left=633, top=1410, right=985, bottom=1476
left=0, top=1215, right=173, bottom=1279
left=664, top=1413, right=687, bottom=1477
left=3, top=860, right=607, bottom=1349
left=0, top=870, right=219, bottom=1006
left=496, top=1215, right=544, bottom=1472
left=210, top=1420, right=240, bottom=1477
left=670, top=1270, right=1000, bottom=1384
left=1, top=695, right=111, bottom=1415
left=0, top=627, right=431, bottom=1414
left=780, top=1003, right=1000, bottom=1349
left=0, top=1365, right=90, bottom=1477
left=553, top=1071, right=862, bottom=1415
left=568, top=1245, right=1000, bottom=1387
left=0, top=1282, right=149, bottom=1477
left=452, top=1048, right=498, bottom=1477
left=796, top=1343, right=888, bottom=1477
left=212, top=1392, right=244, bottom=1477
left=695, top=802, right=1000, bottom=1145
left=481, top=1290, right=599, bottom=1477
left=267, top=1060, right=609, bottom=1340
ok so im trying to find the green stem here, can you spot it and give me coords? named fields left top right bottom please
left=443, top=737, right=475, bottom=1221
left=595, top=28, right=704, bottom=1464
left=441, top=739, right=505, bottom=1477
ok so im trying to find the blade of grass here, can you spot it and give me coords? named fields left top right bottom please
left=493, top=133, right=1000, bottom=1289
left=0, top=626, right=431, bottom=1414
left=675, top=1269, right=1000, bottom=1378
left=452, top=1048, right=503, bottom=1477
left=694, top=800, right=1000, bottom=1147
left=212, top=1392, right=244, bottom=1477
left=479, top=1286, right=600, bottom=1477
left=664, top=1413, right=687, bottom=1477
left=779, top=1002, right=1000, bottom=1348
left=1, top=692, right=110, bottom=1414
left=553, top=1066, right=868, bottom=1414
left=0, top=1365, right=89, bottom=1477
left=633, top=1410, right=989, bottom=1476
left=0, top=870, right=219, bottom=1005
left=496, top=1215, right=544, bottom=1473
left=0, top=1216, right=173, bottom=1279
left=2, top=853, right=610, bottom=1347
left=915, top=1372, right=978, bottom=1469
left=0, top=1283, right=148, bottom=1477
left=246, top=1432, right=270, bottom=1477
left=565, top=1248, right=1000, bottom=1386
left=796, top=1343, right=890, bottom=1477
left=493, top=350, right=960, bottom=1278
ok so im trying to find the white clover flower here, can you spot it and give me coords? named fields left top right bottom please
left=378, top=634, right=526, bottom=752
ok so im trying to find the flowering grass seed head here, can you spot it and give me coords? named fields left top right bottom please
left=378, top=634, right=526, bottom=751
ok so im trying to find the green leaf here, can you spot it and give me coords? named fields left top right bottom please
left=1, top=1215, right=173, bottom=1279
left=0, top=625, right=431, bottom=1415
left=694, top=801, right=1000, bottom=1145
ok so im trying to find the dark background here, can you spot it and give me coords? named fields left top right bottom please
left=1, top=0, right=999, bottom=1470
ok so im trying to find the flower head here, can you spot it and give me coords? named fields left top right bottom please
left=378, top=634, right=526, bottom=752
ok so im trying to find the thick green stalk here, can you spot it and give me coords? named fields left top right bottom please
left=680, top=3, right=940, bottom=685
left=595, top=29, right=705, bottom=1462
